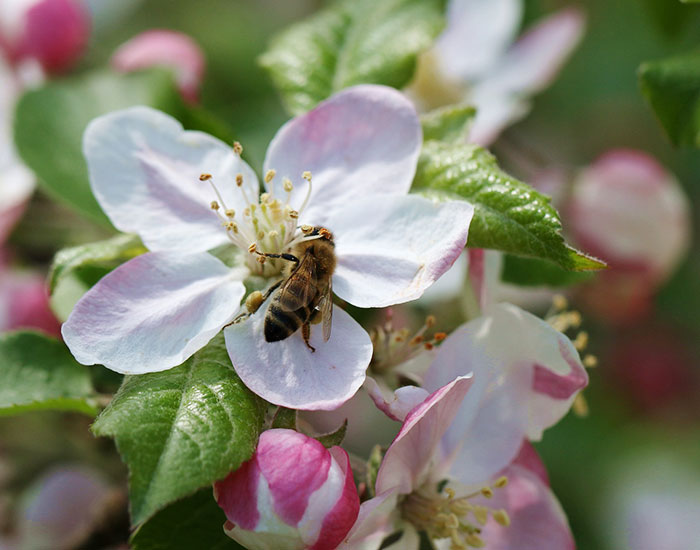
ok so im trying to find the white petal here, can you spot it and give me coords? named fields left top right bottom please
left=434, top=0, right=523, bottom=81
left=83, top=106, right=259, bottom=252
left=263, top=85, right=421, bottom=227
left=224, top=304, right=371, bottom=411
left=423, top=303, right=587, bottom=485
left=364, top=377, right=429, bottom=422
left=62, top=251, right=246, bottom=374
left=339, top=491, right=399, bottom=550
left=332, top=195, right=474, bottom=308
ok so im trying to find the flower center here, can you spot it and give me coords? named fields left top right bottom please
left=200, top=145, right=319, bottom=276
left=400, top=478, right=510, bottom=549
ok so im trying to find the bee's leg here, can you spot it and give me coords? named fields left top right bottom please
left=254, top=251, right=299, bottom=264
left=301, top=323, right=316, bottom=353
left=224, top=279, right=284, bottom=328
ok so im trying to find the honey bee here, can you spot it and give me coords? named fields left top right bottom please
left=256, top=226, right=336, bottom=352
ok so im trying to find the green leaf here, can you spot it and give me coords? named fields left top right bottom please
left=639, top=52, right=700, bottom=147
left=413, top=142, right=605, bottom=271
left=315, top=419, right=348, bottom=448
left=366, top=444, right=383, bottom=498
left=0, top=331, right=97, bottom=416
left=92, top=335, right=265, bottom=526
left=420, top=103, right=475, bottom=143
left=271, top=406, right=298, bottom=430
left=49, top=234, right=147, bottom=295
left=259, top=0, right=446, bottom=114
left=501, top=254, right=594, bottom=287
left=14, top=69, right=233, bottom=224
left=131, top=489, right=242, bottom=550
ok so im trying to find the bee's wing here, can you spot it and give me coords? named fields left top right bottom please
left=277, top=250, right=318, bottom=311
left=319, top=280, right=333, bottom=342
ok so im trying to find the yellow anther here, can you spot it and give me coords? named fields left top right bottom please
left=257, top=231, right=265, bottom=240
left=283, top=177, right=293, bottom=192
left=301, top=224, right=313, bottom=233
left=434, top=332, right=447, bottom=342
left=233, top=141, right=243, bottom=155
left=426, top=314, right=436, bottom=327
left=257, top=256, right=266, bottom=264
left=583, top=354, right=598, bottom=368
left=573, top=331, right=589, bottom=351
left=573, top=394, right=589, bottom=417
left=210, top=200, right=220, bottom=210
left=569, top=311, right=582, bottom=328
left=243, top=207, right=250, bottom=217
left=465, top=534, right=485, bottom=548
left=473, top=506, right=489, bottom=525
left=289, top=210, right=299, bottom=219
left=302, top=170, right=312, bottom=181
left=552, top=294, right=568, bottom=311
left=494, top=476, right=508, bottom=488
left=236, top=174, right=244, bottom=186
left=493, top=509, right=510, bottom=527
left=268, top=230, right=279, bottom=239
left=260, top=192, right=271, bottom=203
left=445, top=487, right=455, bottom=498
left=225, top=209, right=235, bottom=218
left=265, top=169, right=276, bottom=183
left=248, top=243, right=257, bottom=253
left=245, top=291, right=264, bottom=314
left=480, top=487, right=493, bottom=499
left=199, top=173, right=213, bottom=181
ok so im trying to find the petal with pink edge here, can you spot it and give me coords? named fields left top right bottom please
left=433, top=0, right=522, bottom=81
left=423, top=303, right=587, bottom=486
left=62, top=251, right=246, bottom=374
left=332, top=195, right=474, bottom=308
left=83, top=106, right=259, bottom=253
left=375, top=376, right=473, bottom=496
left=224, top=304, right=371, bottom=410
left=476, top=464, right=574, bottom=550
left=339, top=491, right=398, bottom=550
left=263, top=85, right=422, bottom=227
left=364, top=376, right=429, bottom=423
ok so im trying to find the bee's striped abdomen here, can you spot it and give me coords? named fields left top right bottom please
left=264, top=302, right=314, bottom=342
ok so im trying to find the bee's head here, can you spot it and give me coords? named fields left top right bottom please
left=302, top=225, right=334, bottom=243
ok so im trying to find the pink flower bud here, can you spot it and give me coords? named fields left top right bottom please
left=0, top=0, right=90, bottom=74
left=111, top=30, right=205, bottom=103
left=569, top=150, right=690, bottom=282
left=214, top=429, right=360, bottom=550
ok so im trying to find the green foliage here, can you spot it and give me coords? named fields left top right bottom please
left=259, top=0, right=446, bottom=114
left=271, top=406, right=298, bottom=430
left=501, top=255, right=595, bottom=287
left=413, top=141, right=605, bottom=271
left=315, top=419, right=348, bottom=448
left=421, top=104, right=475, bottom=144
left=639, top=52, right=700, bottom=147
left=92, top=335, right=265, bottom=526
left=14, top=69, right=233, bottom=225
left=130, top=489, right=242, bottom=550
left=0, top=331, right=97, bottom=416
left=49, top=234, right=146, bottom=295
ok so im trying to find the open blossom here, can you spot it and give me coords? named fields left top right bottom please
left=339, top=304, right=586, bottom=549
left=214, top=429, right=359, bottom=550
left=410, top=0, right=584, bottom=145
left=112, top=30, right=205, bottom=103
left=62, top=85, right=474, bottom=410
left=0, top=0, right=90, bottom=74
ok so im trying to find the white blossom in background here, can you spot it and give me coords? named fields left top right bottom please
left=409, top=0, right=585, bottom=145
left=214, top=429, right=360, bottom=550
left=62, top=85, right=475, bottom=410
left=112, top=29, right=206, bottom=103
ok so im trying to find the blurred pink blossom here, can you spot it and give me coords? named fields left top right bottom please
left=112, top=30, right=205, bottom=103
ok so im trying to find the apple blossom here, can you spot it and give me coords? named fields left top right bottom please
left=62, top=85, right=474, bottom=410
left=214, top=429, right=360, bottom=550
left=112, top=30, right=205, bottom=103
left=0, top=0, right=90, bottom=74
left=409, top=0, right=585, bottom=145
left=0, top=264, right=60, bottom=336
left=342, top=376, right=576, bottom=550
left=568, top=150, right=691, bottom=322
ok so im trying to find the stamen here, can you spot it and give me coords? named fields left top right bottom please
left=283, top=177, right=293, bottom=192
left=233, top=141, right=243, bottom=155
left=265, top=169, right=276, bottom=183
left=235, top=174, right=244, bottom=187
left=210, top=201, right=220, bottom=210
left=225, top=209, right=235, bottom=218
left=248, top=243, right=257, bottom=254
left=298, top=171, right=314, bottom=215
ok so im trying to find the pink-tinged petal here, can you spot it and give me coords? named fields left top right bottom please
left=364, top=376, right=429, bottom=422
left=568, top=149, right=690, bottom=282
left=308, top=447, right=360, bottom=550
left=433, top=0, right=522, bottom=81
left=62, top=251, right=245, bottom=374
left=332, top=195, right=474, bottom=308
left=339, top=491, right=398, bottom=550
left=423, top=304, right=587, bottom=485
left=467, top=9, right=585, bottom=145
left=215, top=457, right=261, bottom=530
left=0, top=0, right=90, bottom=73
left=0, top=269, right=60, bottom=336
left=511, top=441, right=549, bottom=486
left=476, top=464, right=574, bottom=550
left=83, top=106, right=259, bottom=253
left=112, top=30, right=205, bottom=103
left=224, top=304, right=371, bottom=410
left=263, top=85, right=422, bottom=227
left=376, top=376, right=473, bottom=496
